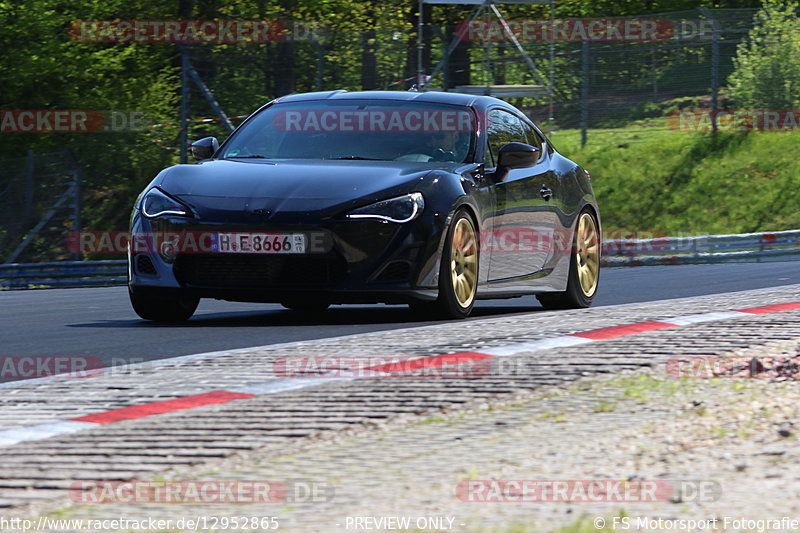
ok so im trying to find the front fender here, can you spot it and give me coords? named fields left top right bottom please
left=414, top=170, right=487, bottom=289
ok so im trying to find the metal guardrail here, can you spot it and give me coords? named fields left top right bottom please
left=0, top=260, right=126, bottom=289
left=1, top=229, right=799, bottom=288
left=602, top=229, right=800, bottom=266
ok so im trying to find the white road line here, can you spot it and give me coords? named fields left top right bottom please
left=667, top=311, right=746, bottom=326
left=480, top=336, right=594, bottom=356
left=0, top=421, right=96, bottom=447
left=228, top=377, right=351, bottom=395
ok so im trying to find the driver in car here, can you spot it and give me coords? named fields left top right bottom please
left=394, top=130, right=463, bottom=162
left=429, top=130, right=459, bottom=161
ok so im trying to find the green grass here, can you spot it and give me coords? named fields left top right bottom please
left=592, top=400, right=616, bottom=413
left=549, top=119, right=800, bottom=235
left=587, top=374, right=690, bottom=403
left=419, top=416, right=448, bottom=424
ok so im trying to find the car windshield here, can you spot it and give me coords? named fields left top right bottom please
left=221, top=100, right=476, bottom=163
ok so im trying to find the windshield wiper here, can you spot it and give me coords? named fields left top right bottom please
left=228, top=155, right=267, bottom=159
left=325, top=155, right=381, bottom=160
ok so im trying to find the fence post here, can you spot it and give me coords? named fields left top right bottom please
left=652, top=48, right=658, bottom=101
left=710, top=14, right=719, bottom=134
left=580, top=40, right=589, bottom=148
left=72, top=170, right=82, bottom=261
left=23, top=149, right=35, bottom=225
left=700, top=7, right=719, bottom=134
left=180, top=49, right=190, bottom=164
left=67, top=150, right=82, bottom=261
left=548, top=0, right=555, bottom=122
left=417, top=0, right=425, bottom=88
left=312, top=39, right=324, bottom=91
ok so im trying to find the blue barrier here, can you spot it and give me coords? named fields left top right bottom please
left=0, top=260, right=127, bottom=289
left=2, top=228, right=800, bottom=289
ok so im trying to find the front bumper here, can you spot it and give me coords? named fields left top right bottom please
left=128, top=210, right=445, bottom=304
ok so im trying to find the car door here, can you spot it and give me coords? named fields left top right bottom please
left=485, top=108, right=557, bottom=283
left=519, top=120, right=566, bottom=269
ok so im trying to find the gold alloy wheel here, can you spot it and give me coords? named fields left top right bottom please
left=575, top=212, right=600, bottom=297
left=450, top=217, right=479, bottom=308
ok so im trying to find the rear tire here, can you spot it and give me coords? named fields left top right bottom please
left=537, top=209, right=600, bottom=310
left=129, top=286, right=199, bottom=322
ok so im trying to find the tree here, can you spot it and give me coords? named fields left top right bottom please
left=728, top=0, right=800, bottom=109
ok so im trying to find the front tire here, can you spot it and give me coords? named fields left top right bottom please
left=129, top=286, right=199, bottom=322
left=537, top=209, right=600, bottom=310
left=412, top=209, right=479, bottom=319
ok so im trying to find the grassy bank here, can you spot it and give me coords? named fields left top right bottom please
left=549, top=119, right=800, bottom=235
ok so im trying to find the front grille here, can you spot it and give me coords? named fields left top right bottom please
left=135, top=254, right=157, bottom=275
left=173, top=253, right=347, bottom=288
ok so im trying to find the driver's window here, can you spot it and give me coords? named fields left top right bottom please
left=485, top=109, right=526, bottom=167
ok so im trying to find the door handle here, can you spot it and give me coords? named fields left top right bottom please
left=539, top=186, right=553, bottom=201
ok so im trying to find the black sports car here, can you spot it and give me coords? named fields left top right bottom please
left=128, top=90, right=600, bottom=321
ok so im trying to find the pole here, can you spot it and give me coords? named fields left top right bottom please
left=417, top=0, right=424, bottom=88
left=67, top=150, right=82, bottom=261
left=710, top=18, right=719, bottom=134
left=652, top=48, right=658, bottom=102
left=580, top=40, right=589, bottom=148
left=179, top=50, right=189, bottom=164
left=548, top=0, right=555, bottom=122
left=23, top=149, right=34, bottom=225
left=313, top=39, right=324, bottom=91
left=482, top=5, right=490, bottom=92
left=700, top=7, right=719, bottom=134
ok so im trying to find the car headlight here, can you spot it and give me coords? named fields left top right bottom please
left=346, top=192, right=425, bottom=223
left=141, top=188, right=193, bottom=218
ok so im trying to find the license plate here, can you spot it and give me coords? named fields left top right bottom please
left=214, top=233, right=306, bottom=254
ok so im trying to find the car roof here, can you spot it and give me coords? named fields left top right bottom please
left=275, top=90, right=508, bottom=110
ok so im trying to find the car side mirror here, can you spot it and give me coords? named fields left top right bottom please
left=497, top=142, right=539, bottom=170
left=190, top=137, right=219, bottom=160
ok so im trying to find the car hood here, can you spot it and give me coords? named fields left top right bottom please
left=155, top=159, right=461, bottom=223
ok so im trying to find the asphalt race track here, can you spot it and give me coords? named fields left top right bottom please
left=1, top=262, right=800, bottom=526
left=1, top=262, right=798, bottom=376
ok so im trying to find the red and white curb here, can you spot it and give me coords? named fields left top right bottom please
left=1, top=301, right=799, bottom=448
